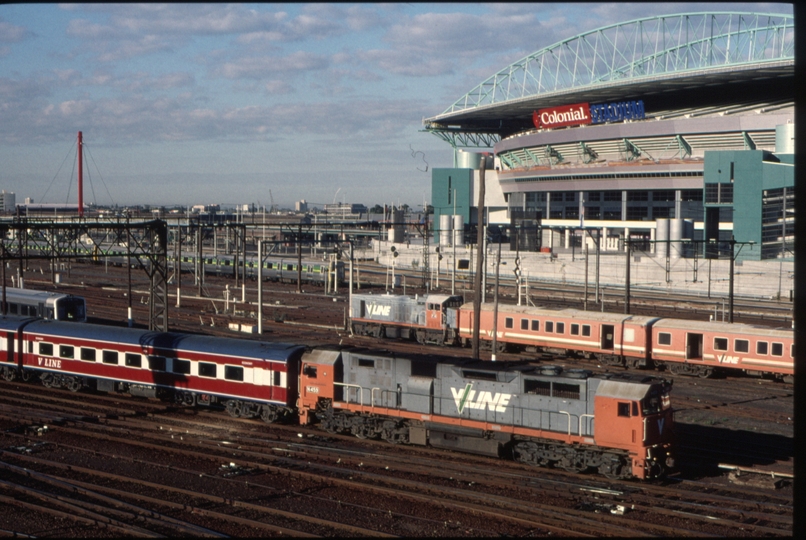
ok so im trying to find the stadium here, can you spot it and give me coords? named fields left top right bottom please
left=423, top=11, right=794, bottom=263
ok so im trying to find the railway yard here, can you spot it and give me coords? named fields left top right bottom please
left=0, top=258, right=794, bottom=537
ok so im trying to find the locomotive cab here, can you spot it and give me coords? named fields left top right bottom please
left=593, top=376, right=674, bottom=479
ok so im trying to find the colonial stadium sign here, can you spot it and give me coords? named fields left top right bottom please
left=533, top=100, right=645, bottom=129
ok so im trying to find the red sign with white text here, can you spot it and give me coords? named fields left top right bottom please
left=533, top=102, right=591, bottom=129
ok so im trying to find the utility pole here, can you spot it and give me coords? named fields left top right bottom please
left=729, top=235, right=735, bottom=323
left=624, top=238, right=630, bottom=315
left=491, top=236, right=501, bottom=361
left=471, top=157, right=487, bottom=360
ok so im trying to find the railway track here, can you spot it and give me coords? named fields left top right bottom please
left=0, top=381, right=792, bottom=536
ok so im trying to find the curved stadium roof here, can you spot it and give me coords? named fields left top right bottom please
left=423, top=12, right=794, bottom=148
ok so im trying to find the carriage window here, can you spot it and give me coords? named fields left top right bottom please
left=274, top=371, right=281, bottom=386
left=102, top=350, right=118, bottom=364
left=714, top=338, right=728, bottom=351
left=756, top=341, right=768, bottom=355
left=771, top=343, right=783, bottom=357
left=80, top=348, right=96, bottom=361
left=59, top=345, right=74, bottom=359
left=734, top=339, right=749, bottom=353
left=521, top=318, right=529, bottom=330
left=552, top=382, right=579, bottom=400
left=618, top=402, right=631, bottom=417
left=524, top=379, right=551, bottom=396
left=172, top=359, right=191, bottom=374
left=582, top=325, right=591, bottom=337
left=531, top=320, right=539, bottom=331
left=225, top=366, right=244, bottom=381
left=570, top=324, right=579, bottom=335
left=148, top=356, right=166, bottom=371
left=358, top=358, right=375, bottom=368
left=125, top=353, right=142, bottom=367
left=556, top=322, right=565, bottom=334
left=505, top=318, right=513, bottom=329
left=658, top=333, right=671, bottom=345
left=39, top=343, right=54, bottom=356
left=545, top=321, right=554, bottom=333
left=286, top=264, right=293, bottom=271
left=198, top=362, right=217, bottom=378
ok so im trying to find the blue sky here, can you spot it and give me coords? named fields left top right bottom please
left=0, top=3, right=793, bottom=209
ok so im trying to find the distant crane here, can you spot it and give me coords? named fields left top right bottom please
left=269, top=189, right=278, bottom=214
left=333, top=188, right=341, bottom=205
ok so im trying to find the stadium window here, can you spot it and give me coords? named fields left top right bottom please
left=756, top=341, right=768, bottom=355
left=564, top=192, right=576, bottom=202
left=582, top=325, right=591, bottom=337
left=80, top=347, right=96, bottom=362
left=225, top=366, right=244, bottom=381
left=505, top=317, right=513, bottom=329
left=681, top=190, right=703, bottom=202
left=531, top=320, right=540, bottom=331
left=59, top=345, right=74, bottom=359
left=102, top=350, right=118, bottom=365
left=714, top=338, right=728, bottom=351
left=603, top=190, right=622, bottom=202
left=521, top=319, right=529, bottom=330
left=125, top=353, right=142, bottom=368
left=545, top=321, right=554, bottom=333
left=148, top=356, right=166, bottom=371
left=172, top=359, right=191, bottom=374
left=586, top=207, right=600, bottom=219
left=571, top=324, right=579, bottom=335
left=626, top=191, right=648, bottom=201
left=653, top=190, right=675, bottom=202
left=734, top=339, right=749, bottom=353
left=556, top=322, right=565, bottom=334
left=771, top=343, right=783, bottom=357
left=626, top=206, right=648, bottom=220
left=39, top=343, right=54, bottom=356
left=198, top=362, right=217, bottom=378
left=658, top=333, right=671, bottom=346
left=550, top=192, right=564, bottom=202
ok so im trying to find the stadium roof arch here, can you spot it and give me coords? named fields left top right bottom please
left=422, top=12, right=794, bottom=149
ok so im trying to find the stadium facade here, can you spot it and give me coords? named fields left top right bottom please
left=424, top=12, right=794, bottom=261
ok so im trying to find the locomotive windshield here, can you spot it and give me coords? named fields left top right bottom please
left=57, top=297, right=87, bottom=322
left=641, top=383, right=672, bottom=415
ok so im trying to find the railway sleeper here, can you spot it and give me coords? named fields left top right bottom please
left=510, top=439, right=631, bottom=479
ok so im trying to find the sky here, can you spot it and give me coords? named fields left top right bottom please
left=0, top=3, right=793, bottom=210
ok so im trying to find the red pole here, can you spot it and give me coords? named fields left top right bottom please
left=77, top=131, right=84, bottom=217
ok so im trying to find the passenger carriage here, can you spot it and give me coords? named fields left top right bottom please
left=457, top=304, right=656, bottom=367
left=3, top=318, right=305, bottom=422
left=650, top=319, right=794, bottom=381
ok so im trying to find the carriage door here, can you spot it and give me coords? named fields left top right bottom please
left=601, top=325, right=615, bottom=350
left=686, top=333, right=703, bottom=360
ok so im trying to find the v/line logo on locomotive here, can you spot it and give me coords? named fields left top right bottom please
left=366, top=303, right=392, bottom=317
left=452, top=383, right=512, bottom=414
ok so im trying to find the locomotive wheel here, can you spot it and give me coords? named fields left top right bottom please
left=40, top=373, right=54, bottom=388
left=1, top=368, right=15, bottom=382
left=260, top=406, right=279, bottom=424
left=66, top=377, right=81, bottom=393
left=20, top=370, right=33, bottom=382
left=697, top=367, right=714, bottom=378
left=182, top=392, right=196, bottom=406
left=226, top=400, right=243, bottom=418
left=667, top=363, right=686, bottom=375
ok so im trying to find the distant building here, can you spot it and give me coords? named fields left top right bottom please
left=323, top=203, right=368, bottom=220
left=296, top=200, right=308, bottom=213
left=0, top=190, right=15, bottom=213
